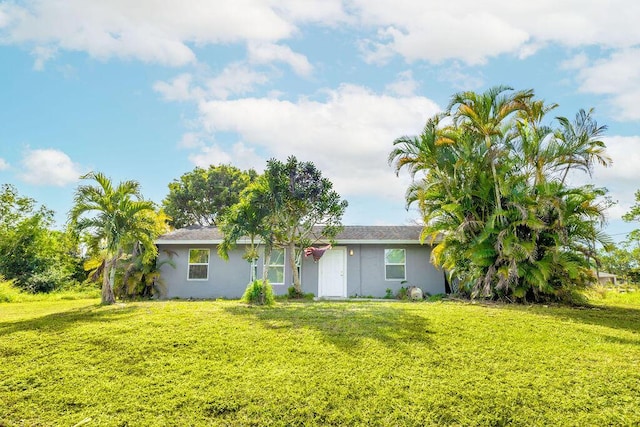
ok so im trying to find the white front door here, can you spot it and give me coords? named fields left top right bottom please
left=318, top=247, right=347, bottom=297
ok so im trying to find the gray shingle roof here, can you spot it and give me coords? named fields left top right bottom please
left=156, top=225, right=428, bottom=244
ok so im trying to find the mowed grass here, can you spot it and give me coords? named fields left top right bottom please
left=1, top=295, right=639, bottom=426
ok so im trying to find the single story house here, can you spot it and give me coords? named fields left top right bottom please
left=155, top=225, right=446, bottom=299
left=596, top=272, right=618, bottom=287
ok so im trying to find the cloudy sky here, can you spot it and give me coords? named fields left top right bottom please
left=1, top=0, right=639, bottom=240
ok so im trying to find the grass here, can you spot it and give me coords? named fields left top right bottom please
left=0, top=292, right=639, bottom=426
left=0, top=280, right=100, bottom=303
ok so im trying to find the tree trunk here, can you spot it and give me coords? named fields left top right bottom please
left=289, top=241, right=301, bottom=293
left=101, top=258, right=116, bottom=305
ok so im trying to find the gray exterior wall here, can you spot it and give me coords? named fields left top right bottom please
left=343, top=244, right=444, bottom=297
left=157, top=243, right=445, bottom=299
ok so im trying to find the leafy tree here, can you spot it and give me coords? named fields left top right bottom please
left=0, top=184, right=82, bottom=292
left=598, top=240, right=640, bottom=284
left=118, top=209, right=173, bottom=299
left=163, top=164, right=257, bottom=228
left=219, top=156, right=348, bottom=294
left=218, top=175, right=277, bottom=283
left=390, top=86, right=612, bottom=302
left=264, top=156, right=347, bottom=294
left=70, top=172, right=157, bottom=304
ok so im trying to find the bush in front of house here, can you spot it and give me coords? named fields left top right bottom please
left=241, top=280, right=275, bottom=306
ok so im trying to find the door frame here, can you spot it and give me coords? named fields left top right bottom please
left=318, top=246, right=347, bottom=297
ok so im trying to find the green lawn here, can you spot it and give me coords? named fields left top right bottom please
left=1, top=294, right=639, bottom=426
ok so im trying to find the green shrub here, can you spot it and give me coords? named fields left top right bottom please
left=427, top=293, right=446, bottom=302
left=242, top=280, right=275, bottom=306
left=384, top=288, right=394, bottom=299
left=396, top=286, right=408, bottom=300
left=287, top=286, right=303, bottom=299
left=0, top=279, right=22, bottom=303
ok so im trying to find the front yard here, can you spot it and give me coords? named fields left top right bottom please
left=1, top=293, right=639, bottom=426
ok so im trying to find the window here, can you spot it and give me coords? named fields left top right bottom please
left=266, top=248, right=285, bottom=285
left=188, top=249, right=210, bottom=280
left=385, top=249, right=406, bottom=280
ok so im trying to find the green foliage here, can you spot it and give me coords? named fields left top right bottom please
left=0, top=278, right=99, bottom=303
left=163, top=164, right=257, bottom=228
left=0, top=184, right=83, bottom=292
left=219, top=156, right=348, bottom=293
left=396, top=286, right=409, bottom=300
left=598, top=240, right=640, bottom=284
left=241, top=280, right=275, bottom=305
left=70, top=172, right=159, bottom=304
left=427, top=293, right=446, bottom=302
left=1, top=299, right=639, bottom=425
left=384, top=288, right=394, bottom=299
left=285, top=286, right=314, bottom=300
left=390, top=87, right=612, bottom=303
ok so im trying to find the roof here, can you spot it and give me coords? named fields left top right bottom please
left=156, top=225, right=432, bottom=245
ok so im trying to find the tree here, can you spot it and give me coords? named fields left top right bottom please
left=70, top=172, right=157, bottom=304
left=390, top=86, right=612, bottom=302
left=218, top=176, right=277, bottom=282
left=265, top=156, right=348, bottom=294
left=219, top=156, right=348, bottom=294
left=162, top=164, right=257, bottom=228
left=0, top=184, right=82, bottom=292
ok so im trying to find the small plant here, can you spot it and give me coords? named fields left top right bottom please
left=427, top=293, right=446, bottom=302
left=287, top=286, right=304, bottom=299
left=384, top=288, right=394, bottom=299
left=241, top=280, right=275, bottom=306
left=396, top=286, right=408, bottom=300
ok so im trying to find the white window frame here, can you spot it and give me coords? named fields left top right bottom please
left=266, top=248, right=285, bottom=285
left=384, top=248, right=406, bottom=281
left=187, top=248, right=210, bottom=281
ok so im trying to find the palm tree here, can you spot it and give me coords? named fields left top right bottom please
left=70, top=172, right=156, bottom=304
left=390, top=87, right=612, bottom=302
left=447, top=85, right=534, bottom=211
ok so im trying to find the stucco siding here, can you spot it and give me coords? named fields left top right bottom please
left=158, top=244, right=250, bottom=299
left=353, top=244, right=444, bottom=297
left=157, top=241, right=445, bottom=299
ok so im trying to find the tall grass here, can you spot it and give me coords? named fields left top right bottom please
left=0, top=279, right=100, bottom=303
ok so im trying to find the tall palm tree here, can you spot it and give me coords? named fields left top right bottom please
left=447, top=85, right=534, bottom=211
left=391, top=87, right=612, bottom=302
left=70, top=172, right=156, bottom=304
left=556, top=108, right=610, bottom=185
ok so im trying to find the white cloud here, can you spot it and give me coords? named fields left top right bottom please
left=354, top=1, right=640, bottom=65
left=248, top=42, right=313, bottom=77
left=31, top=45, right=57, bottom=70
left=19, top=148, right=83, bottom=186
left=575, top=48, right=640, bottom=121
left=178, top=132, right=205, bottom=149
left=560, top=52, right=588, bottom=70
left=592, top=136, right=640, bottom=221
left=0, top=0, right=296, bottom=67
left=155, top=65, right=269, bottom=102
left=189, top=142, right=264, bottom=172
left=385, top=70, right=418, bottom=96
left=437, top=62, right=484, bottom=90
left=3, top=0, right=640, bottom=70
left=153, top=73, right=203, bottom=102
left=0, top=158, right=9, bottom=170
left=205, top=63, right=270, bottom=99
left=191, top=84, right=440, bottom=200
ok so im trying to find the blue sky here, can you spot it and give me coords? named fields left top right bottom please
left=1, top=1, right=639, bottom=241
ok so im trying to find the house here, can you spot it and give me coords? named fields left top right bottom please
left=596, top=272, right=618, bottom=287
left=155, top=225, right=446, bottom=299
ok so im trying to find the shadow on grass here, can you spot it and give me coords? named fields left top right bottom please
left=0, top=304, right=139, bottom=337
left=506, top=303, right=640, bottom=335
left=222, top=301, right=435, bottom=354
